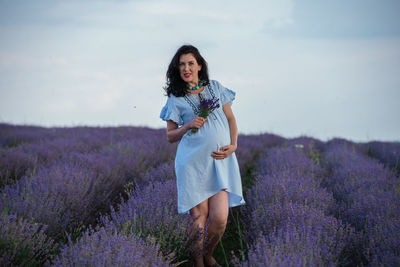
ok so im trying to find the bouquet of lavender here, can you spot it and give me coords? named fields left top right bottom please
left=189, top=96, right=220, bottom=135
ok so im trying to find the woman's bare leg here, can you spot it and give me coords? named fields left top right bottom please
left=204, top=189, right=229, bottom=266
left=189, top=199, right=209, bottom=267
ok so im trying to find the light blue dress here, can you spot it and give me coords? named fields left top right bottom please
left=160, top=80, right=246, bottom=214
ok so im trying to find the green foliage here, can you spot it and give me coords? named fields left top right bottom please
left=309, top=141, right=321, bottom=167
left=0, top=212, right=57, bottom=266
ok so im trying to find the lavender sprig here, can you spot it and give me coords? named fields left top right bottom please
left=188, top=96, right=220, bottom=135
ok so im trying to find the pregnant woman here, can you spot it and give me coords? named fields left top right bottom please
left=160, top=44, right=246, bottom=267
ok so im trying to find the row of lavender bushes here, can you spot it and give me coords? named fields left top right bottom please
left=365, top=140, right=400, bottom=177
left=235, top=139, right=400, bottom=266
left=0, top=125, right=170, bottom=187
left=0, top=124, right=178, bottom=265
left=236, top=140, right=357, bottom=266
left=321, top=140, right=400, bottom=266
left=54, top=162, right=190, bottom=266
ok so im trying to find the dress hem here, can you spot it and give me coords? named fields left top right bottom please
left=177, top=187, right=246, bottom=215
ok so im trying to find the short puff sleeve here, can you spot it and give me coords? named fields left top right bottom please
left=217, top=81, right=236, bottom=106
left=160, top=97, right=183, bottom=126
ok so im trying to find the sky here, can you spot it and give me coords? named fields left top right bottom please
left=0, top=0, right=399, bottom=142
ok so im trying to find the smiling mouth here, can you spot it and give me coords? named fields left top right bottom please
left=184, top=73, right=191, bottom=78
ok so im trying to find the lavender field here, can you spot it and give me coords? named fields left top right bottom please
left=1, top=123, right=399, bottom=266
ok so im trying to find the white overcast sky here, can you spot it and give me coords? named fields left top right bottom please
left=1, top=0, right=399, bottom=142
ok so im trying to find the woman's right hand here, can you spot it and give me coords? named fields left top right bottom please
left=189, top=116, right=207, bottom=129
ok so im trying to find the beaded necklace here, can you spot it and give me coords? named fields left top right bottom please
left=186, top=80, right=203, bottom=90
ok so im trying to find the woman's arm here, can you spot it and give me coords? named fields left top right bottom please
left=222, top=103, right=238, bottom=148
left=211, top=103, right=238, bottom=159
left=166, top=117, right=207, bottom=143
left=166, top=120, right=190, bottom=143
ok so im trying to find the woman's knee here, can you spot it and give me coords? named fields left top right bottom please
left=209, top=208, right=229, bottom=230
left=209, top=211, right=228, bottom=230
left=208, top=190, right=229, bottom=228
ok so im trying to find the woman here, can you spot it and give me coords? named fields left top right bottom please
left=160, top=44, right=246, bottom=267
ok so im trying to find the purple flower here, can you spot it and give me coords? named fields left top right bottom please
left=189, top=96, right=220, bottom=135
left=52, top=226, right=172, bottom=266
left=199, top=96, right=220, bottom=117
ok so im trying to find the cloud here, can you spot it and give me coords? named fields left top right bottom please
left=272, top=0, right=400, bottom=38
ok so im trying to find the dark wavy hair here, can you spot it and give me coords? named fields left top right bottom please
left=163, top=44, right=210, bottom=97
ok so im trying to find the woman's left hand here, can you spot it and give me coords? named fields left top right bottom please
left=212, top=144, right=237, bottom=160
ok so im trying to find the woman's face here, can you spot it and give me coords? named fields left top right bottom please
left=178, top=53, right=202, bottom=86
